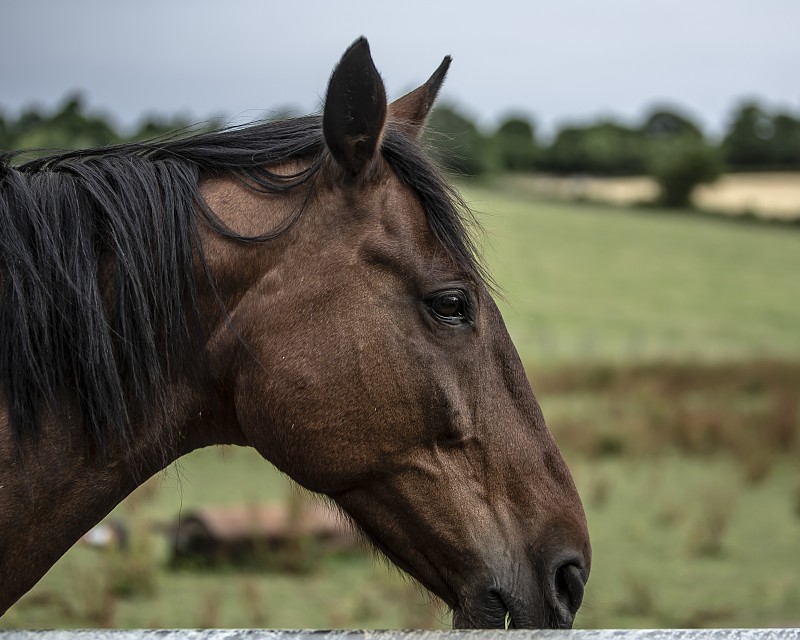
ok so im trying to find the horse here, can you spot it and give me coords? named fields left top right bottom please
left=0, top=38, right=590, bottom=628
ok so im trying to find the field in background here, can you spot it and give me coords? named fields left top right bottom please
left=3, top=186, right=799, bottom=629
left=1, top=447, right=444, bottom=629
left=465, top=186, right=800, bottom=365
left=496, top=172, right=800, bottom=220
left=5, top=428, right=798, bottom=630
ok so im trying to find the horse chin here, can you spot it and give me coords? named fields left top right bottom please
left=452, top=609, right=571, bottom=630
left=451, top=604, right=508, bottom=630
left=451, top=590, right=573, bottom=630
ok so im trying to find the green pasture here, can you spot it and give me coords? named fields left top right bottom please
left=3, top=189, right=800, bottom=629
left=1, top=447, right=441, bottom=630
left=463, top=185, right=800, bottom=366
left=572, top=457, right=800, bottom=628
left=5, top=444, right=798, bottom=629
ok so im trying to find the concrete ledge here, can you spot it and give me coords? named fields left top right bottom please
left=1, top=630, right=799, bottom=640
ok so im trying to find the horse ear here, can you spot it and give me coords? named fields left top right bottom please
left=388, top=56, right=451, bottom=138
left=323, top=37, right=388, bottom=177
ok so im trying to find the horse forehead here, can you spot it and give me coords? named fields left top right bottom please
left=360, top=172, right=435, bottom=248
left=328, top=171, right=468, bottom=285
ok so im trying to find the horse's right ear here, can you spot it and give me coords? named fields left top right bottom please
left=388, top=56, right=451, bottom=138
left=323, top=38, right=387, bottom=178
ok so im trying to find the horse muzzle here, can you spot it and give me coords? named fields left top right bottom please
left=451, top=552, right=588, bottom=629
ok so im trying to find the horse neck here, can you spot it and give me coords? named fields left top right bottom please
left=0, top=171, right=285, bottom=613
left=0, top=300, right=249, bottom=616
left=0, top=171, right=284, bottom=561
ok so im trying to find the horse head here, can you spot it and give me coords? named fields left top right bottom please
left=204, top=38, right=590, bottom=629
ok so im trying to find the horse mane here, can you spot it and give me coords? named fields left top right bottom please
left=0, top=116, right=485, bottom=453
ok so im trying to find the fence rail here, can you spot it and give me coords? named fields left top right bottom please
left=1, top=630, right=799, bottom=640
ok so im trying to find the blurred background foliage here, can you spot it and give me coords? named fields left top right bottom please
left=424, top=99, right=800, bottom=207
left=3, top=92, right=800, bottom=207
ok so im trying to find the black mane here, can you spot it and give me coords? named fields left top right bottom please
left=0, top=116, right=484, bottom=452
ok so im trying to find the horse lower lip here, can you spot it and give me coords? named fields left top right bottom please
left=450, top=586, right=518, bottom=629
left=497, top=594, right=518, bottom=629
left=484, top=589, right=517, bottom=629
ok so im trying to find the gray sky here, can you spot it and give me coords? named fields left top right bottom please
left=1, top=0, right=798, bottom=137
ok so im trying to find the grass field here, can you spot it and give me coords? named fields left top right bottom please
left=3, top=186, right=800, bottom=629
left=464, top=186, right=800, bottom=365
left=1, top=447, right=441, bottom=629
left=5, top=442, right=798, bottom=630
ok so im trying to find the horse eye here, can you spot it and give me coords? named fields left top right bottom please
left=429, top=290, right=469, bottom=324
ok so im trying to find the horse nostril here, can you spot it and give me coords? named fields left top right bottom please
left=553, top=561, right=586, bottom=618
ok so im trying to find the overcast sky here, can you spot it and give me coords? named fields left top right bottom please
left=2, top=0, right=798, bottom=137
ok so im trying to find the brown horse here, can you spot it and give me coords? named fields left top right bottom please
left=0, top=38, right=590, bottom=628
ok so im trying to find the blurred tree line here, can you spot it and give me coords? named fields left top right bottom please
left=0, top=92, right=204, bottom=154
left=2, top=93, right=799, bottom=208
left=425, top=100, right=800, bottom=207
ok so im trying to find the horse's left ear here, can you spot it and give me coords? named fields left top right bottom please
left=388, top=56, right=452, bottom=139
left=323, top=37, right=387, bottom=177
